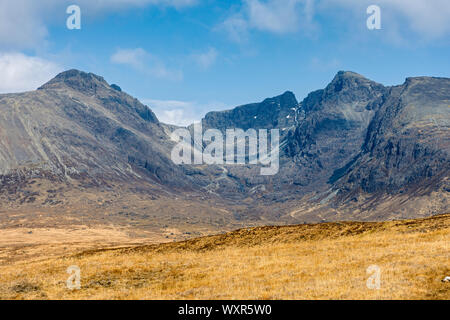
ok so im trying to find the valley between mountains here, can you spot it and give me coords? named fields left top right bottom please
left=0, top=69, right=448, bottom=269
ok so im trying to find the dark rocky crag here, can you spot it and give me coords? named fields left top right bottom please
left=202, top=90, right=299, bottom=132
left=0, top=70, right=196, bottom=191
left=0, top=69, right=448, bottom=224
left=333, top=76, right=450, bottom=198
left=284, top=71, right=387, bottom=189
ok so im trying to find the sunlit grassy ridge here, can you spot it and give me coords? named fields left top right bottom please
left=1, top=214, right=449, bottom=300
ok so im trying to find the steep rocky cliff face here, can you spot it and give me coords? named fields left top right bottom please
left=283, top=71, right=387, bottom=188
left=191, top=71, right=449, bottom=220
left=0, top=69, right=448, bottom=223
left=0, top=70, right=190, bottom=190
left=195, top=72, right=389, bottom=196
left=202, top=91, right=299, bottom=131
left=332, top=76, right=450, bottom=198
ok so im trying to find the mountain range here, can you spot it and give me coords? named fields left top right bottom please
left=0, top=69, right=448, bottom=234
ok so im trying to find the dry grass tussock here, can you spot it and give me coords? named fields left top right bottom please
left=0, top=214, right=449, bottom=300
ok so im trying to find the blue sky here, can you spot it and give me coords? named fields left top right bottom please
left=0, top=0, right=449, bottom=125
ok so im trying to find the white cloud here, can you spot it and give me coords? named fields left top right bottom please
left=219, top=0, right=450, bottom=43
left=0, top=0, right=198, bottom=50
left=0, top=52, right=63, bottom=93
left=191, top=48, right=219, bottom=69
left=111, top=48, right=148, bottom=69
left=0, top=1, right=49, bottom=50
left=220, top=0, right=317, bottom=41
left=86, top=0, right=197, bottom=10
left=111, top=48, right=183, bottom=81
left=246, top=0, right=304, bottom=33
left=310, top=57, right=341, bottom=71
left=220, top=15, right=250, bottom=43
left=144, top=99, right=227, bottom=126
left=75, top=0, right=198, bottom=15
left=322, top=0, right=450, bottom=40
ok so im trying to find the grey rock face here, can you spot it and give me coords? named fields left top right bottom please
left=281, top=71, right=386, bottom=189
left=0, top=69, right=448, bottom=221
left=110, top=84, right=122, bottom=92
left=333, top=76, right=450, bottom=197
left=192, top=71, right=448, bottom=218
left=202, top=91, right=299, bottom=131
left=0, top=70, right=188, bottom=189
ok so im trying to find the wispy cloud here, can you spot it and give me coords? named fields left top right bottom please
left=191, top=47, right=219, bottom=70
left=321, top=0, right=450, bottom=41
left=219, top=15, right=250, bottom=43
left=111, top=48, right=183, bottom=81
left=0, top=0, right=198, bottom=50
left=218, top=0, right=450, bottom=43
left=219, top=0, right=317, bottom=42
left=0, top=52, right=63, bottom=93
left=0, top=1, right=49, bottom=50
left=92, top=0, right=198, bottom=9
left=246, top=0, right=306, bottom=33
left=310, top=57, right=341, bottom=72
left=111, top=48, right=148, bottom=69
left=144, top=99, right=227, bottom=126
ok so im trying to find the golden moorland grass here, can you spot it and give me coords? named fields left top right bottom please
left=0, top=214, right=449, bottom=300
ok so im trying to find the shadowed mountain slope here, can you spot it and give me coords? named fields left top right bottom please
left=333, top=76, right=450, bottom=198
left=202, top=91, right=299, bottom=131
left=0, top=69, right=190, bottom=189
left=0, top=70, right=448, bottom=226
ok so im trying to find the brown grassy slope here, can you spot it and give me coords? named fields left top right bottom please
left=0, top=214, right=449, bottom=300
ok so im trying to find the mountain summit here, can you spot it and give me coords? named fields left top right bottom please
left=0, top=69, right=179, bottom=190
left=0, top=70, right=448, bottom=225
left=202, top=90, right=299, bottom=132
left=39, top=69, right=110, bottom=93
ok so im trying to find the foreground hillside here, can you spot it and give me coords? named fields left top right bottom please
left=0, top=214, right=448, bottom=300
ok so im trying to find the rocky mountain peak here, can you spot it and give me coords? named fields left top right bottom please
left=405, top=75, right=446, bottom=82
left=317, top=71, right=386, bottom=107
left=274, top=90, right=297, bottom=105
left=402, top=76, right=450, bottom=91
left=300, top=71, right=386, bottom=114
left=201, top=91, right=299, bottom=131
left=0, top=69, right=447, bottom=223
left=38, top=69, right=110, bottom=94
left=276, top=91, right=297, bottom=102
left=335, top=70, right=365, bottom=78
left=326, top=71, right=382, bottom=93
